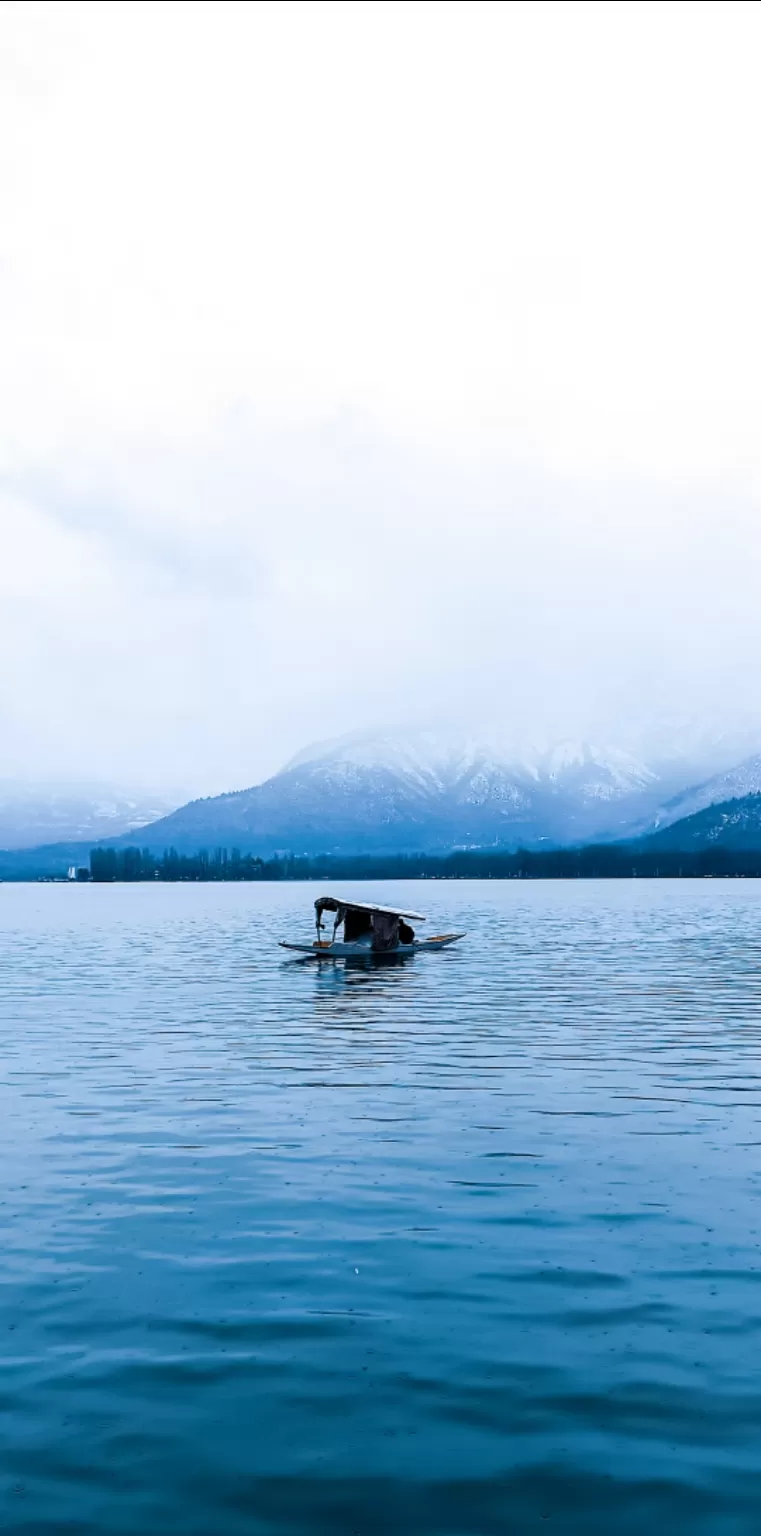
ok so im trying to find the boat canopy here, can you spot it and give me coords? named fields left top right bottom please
left=314, top=896, right=425, bottom=921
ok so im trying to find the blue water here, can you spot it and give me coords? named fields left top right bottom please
left=1, top=879, right=761, bottom=1534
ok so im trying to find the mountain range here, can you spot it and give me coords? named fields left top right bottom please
left=652, top=754, right=761, bottom=830
left=0, top=781, right=179, bottom=851
left=94, top=727, right=761, bottom=857
left=5, top=727, right=761, bottom=868
left=646, top=792, right=761, bottom=850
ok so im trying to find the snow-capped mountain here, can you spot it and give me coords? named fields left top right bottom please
left=0, top=781, right=180, bottom=851
left=284, top=728, right=659, bottom=800
left=7, top=723, right=761, bottom=860
left=651, top=754, right=761, bottom=832
left=118, top=727, right=692, bottom=856
left=645, top=792, right=761, bottom=850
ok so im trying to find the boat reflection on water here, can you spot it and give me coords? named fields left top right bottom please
left=281, top=949, right=421, bottom=974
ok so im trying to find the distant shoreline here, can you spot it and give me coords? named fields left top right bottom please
left=3, top=845, right=761, bottom=884
left=82, top=846, right=761, bottom=883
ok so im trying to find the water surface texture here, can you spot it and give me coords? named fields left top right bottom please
left=1, top=879, right=761, bottom=1535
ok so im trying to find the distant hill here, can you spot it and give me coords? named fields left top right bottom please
left=104, top=727, right=678, bottom=856
left=652, top=754, right=761, bottom=831
left=6, top=792, right=761, bottom=882
left=643, top=792, right=761, bottom=850
left=6, top=728, right=761, bottom=873
left=0, top=781, right=179, bottom=851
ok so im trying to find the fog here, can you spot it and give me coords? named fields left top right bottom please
left=2, top=0, right=761, bottom=795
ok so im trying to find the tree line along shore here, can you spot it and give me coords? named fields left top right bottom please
left=88, top=845, right=761, bottom=882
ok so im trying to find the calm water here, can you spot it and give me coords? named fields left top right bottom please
left=1, top=880, right=761, bottom=1534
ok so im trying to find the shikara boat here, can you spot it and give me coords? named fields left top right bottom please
left=279, top=895, right=465, bottom=958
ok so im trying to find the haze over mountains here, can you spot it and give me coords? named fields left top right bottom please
left=5, top=724, right=761, bottom=864
left=647, top=793, right=761, bottom=851
left=0, top=782, right=179, bottom=851
left=85, top=725, right=761, bottom=858
left=653, top=755, right=761, bottom=831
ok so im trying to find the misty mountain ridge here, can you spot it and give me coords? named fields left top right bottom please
left=643, top=793, right=761, bottom=851
left=652, top=754, right=761, bottom=831
left=0, top=781, right=180, bottom=852
left=105, top=726, right=761, bottom=857
left=283, top=728, right=659, bottom=797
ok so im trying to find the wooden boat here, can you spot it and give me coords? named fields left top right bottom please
left=279, top=895, right=465, bottom=958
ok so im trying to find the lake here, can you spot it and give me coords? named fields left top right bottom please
left=1, top=879, right=761, bottom=1534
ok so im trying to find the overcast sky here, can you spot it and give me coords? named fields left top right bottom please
left=2, top=0, right=761, bottom=795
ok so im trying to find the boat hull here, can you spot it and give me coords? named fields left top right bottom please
left=279, top=934, right=465, bottom=958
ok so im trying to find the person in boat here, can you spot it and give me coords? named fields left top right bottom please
left=346, top=913, right=414, bottom=951
left=371, top=912, right=401, bottom=952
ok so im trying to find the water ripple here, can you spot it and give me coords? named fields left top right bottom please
left=1, top=879, right=761, bottom=1532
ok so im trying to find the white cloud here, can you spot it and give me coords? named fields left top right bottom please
left=1, top=0, right=760, bottom=791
